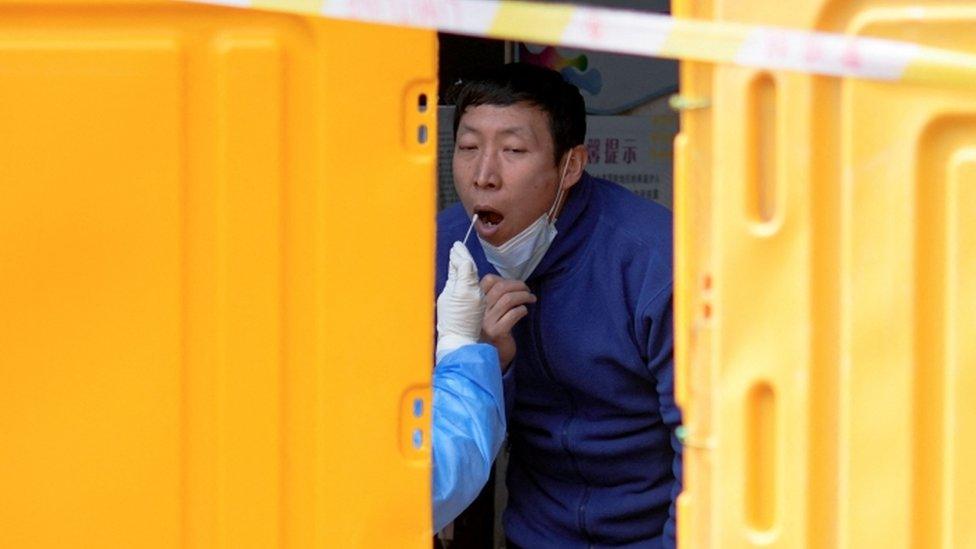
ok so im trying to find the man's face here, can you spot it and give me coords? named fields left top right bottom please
left=453, top=102, right=561, bottom=247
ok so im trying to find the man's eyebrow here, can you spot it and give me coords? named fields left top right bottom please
left=498, top=127, right=533, bottom=138
left=457, top=123, right=534, bottom=138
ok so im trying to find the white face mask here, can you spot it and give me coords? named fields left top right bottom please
left=479, top=156, right=572, bottom=281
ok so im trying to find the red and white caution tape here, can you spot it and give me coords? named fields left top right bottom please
left=187, top=0, right=976, bottom=89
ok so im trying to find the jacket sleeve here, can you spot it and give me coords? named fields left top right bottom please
left=432, top=344, right=506, bottom=532
left=642, top=284, right=681, bottom=549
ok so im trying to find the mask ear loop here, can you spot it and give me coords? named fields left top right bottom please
left=547, top=153, right=574, bottom=222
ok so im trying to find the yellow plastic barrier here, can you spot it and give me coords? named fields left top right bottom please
left=0, top=1, right=436, bottom=547
left=673, top=2, right=976, bottom=548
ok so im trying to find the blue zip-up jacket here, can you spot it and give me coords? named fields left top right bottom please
left=436, top=174, right=680, bottom=548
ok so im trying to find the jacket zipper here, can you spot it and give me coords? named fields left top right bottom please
left=530, top=281, right=594, bottom=544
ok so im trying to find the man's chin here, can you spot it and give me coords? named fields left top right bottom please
left=475, top=218, right=504, bottom=243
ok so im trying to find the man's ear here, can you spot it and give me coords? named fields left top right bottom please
left=559, top=144, right=589, bottom=191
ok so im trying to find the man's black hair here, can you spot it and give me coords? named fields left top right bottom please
left=450, top=63, right=586, bottom=166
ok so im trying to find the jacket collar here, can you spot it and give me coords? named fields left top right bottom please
left=526, top=172, right=598, bottom=282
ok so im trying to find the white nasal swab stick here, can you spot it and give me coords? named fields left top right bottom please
left=462, top=213, right=477, bottom=246
left=450, top=213, right=480, bottom=298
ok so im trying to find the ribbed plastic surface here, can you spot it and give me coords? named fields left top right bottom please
left=0, top=2, right=437, bottom=547
left=674, top=2, right=976, bottom=548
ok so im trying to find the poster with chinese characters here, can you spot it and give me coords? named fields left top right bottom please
left=583, top=99, right=675, bottom=209
left=437, top=105, right=675, bottom=211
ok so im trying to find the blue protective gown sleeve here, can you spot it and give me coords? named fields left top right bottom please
left=432, top=343, right=506, bottom=532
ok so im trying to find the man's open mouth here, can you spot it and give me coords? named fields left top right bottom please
left=475, top=207, right=504, bottom=227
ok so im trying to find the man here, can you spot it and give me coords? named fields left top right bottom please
left=435, top=63, right=680, bottom=548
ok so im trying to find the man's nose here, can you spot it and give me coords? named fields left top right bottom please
left=473, top=152, right=499, bottom=189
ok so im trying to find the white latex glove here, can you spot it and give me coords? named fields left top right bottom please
left=436, top=242, right=485, bottom=362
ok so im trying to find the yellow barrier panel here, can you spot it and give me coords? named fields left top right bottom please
left=0, top=1, right=436, bottom=547
left=673, top=1, right=976, bottom=548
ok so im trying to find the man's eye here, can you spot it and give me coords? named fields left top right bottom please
left=458, top=145, right=477, bottom=151
left=504, top=148, right=527, bottom=154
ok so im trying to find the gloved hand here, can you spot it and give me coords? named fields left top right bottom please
left=436, top=242, right=485, bottom=362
